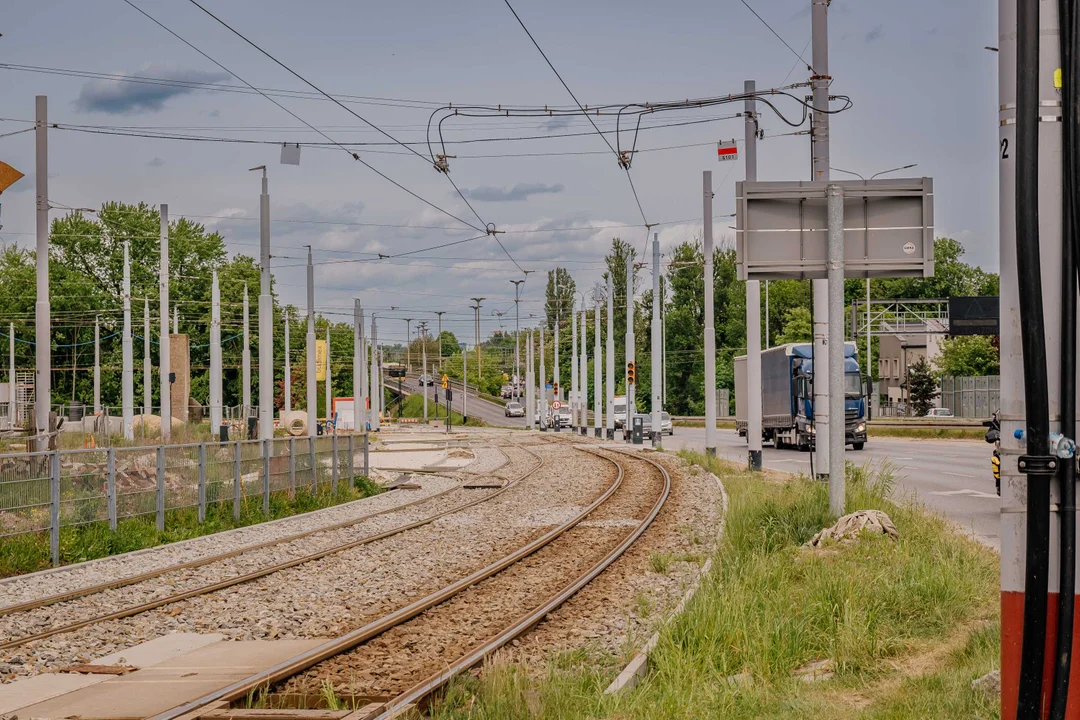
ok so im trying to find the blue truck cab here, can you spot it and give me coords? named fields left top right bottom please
left=735, top=341, right=868, bottom=451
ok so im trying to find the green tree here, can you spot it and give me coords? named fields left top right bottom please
left=934, top=335, right=1000, bottom=377
left=872, top=237, right=996, bottom=300
left=774, top=307, right=813, bottom=345
left=907, top=358, right=939, bottom=416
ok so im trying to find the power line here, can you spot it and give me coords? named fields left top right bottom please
left=737, top=0, right=814, bottom=73
left=122, top=0, right=485, bottom=234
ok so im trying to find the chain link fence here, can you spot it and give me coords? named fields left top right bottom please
left=0, top=432, right=370, bottom=566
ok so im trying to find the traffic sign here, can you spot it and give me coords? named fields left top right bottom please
left=0, top=162, right=25, bottom=195
left=441, top=374, right=449, bottom=389
left=551, top=400, right=562, bottom=410
left=717, top=141, right=738, bottom=162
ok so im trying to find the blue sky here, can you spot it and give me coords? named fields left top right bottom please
left=0, top=0, right=998, bottom=344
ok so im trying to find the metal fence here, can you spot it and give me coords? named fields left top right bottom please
left=939, top=375, right=1000, bottom=418
left=0, top=432, right=370, bottom=566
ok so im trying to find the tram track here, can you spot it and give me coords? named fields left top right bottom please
left=0, top=440, right=540, bottom=653
left=152, top=445, right=671, bottom=720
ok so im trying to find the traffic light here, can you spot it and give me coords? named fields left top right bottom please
left=627, top=361, right=636, bottom=385
left=553, top=381, right=559, bottom=394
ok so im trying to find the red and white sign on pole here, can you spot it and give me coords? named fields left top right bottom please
left=551, top=400, right=562, bottom=410
left=717, top=141, right=738, bottom=162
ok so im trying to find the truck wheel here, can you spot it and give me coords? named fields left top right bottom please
left=852, top=442, right=865, bottom=451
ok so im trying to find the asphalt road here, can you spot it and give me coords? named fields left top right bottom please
left=395, top=376, right=526, bottom=428
left=663, top=427, right=1000, bottom=550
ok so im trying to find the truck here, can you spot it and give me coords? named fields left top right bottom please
left=735, top=342, right=867, bottom=451
left=613, top=395, right=636, bottom=429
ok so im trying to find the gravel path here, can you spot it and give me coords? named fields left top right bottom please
left=0, top=443, right=506, bottom=612
left=503, top=449, right=724, bottom=673
left=0, top=440, right=611, bottom=682
left=277, top=445, right=666, bottom=699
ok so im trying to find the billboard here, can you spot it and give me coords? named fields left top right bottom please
left=949, top=296, right=1000, bottom=336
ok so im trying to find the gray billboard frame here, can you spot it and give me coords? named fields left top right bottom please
left=735, top=177, right=935, bottom=281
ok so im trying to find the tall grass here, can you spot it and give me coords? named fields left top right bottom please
left=427, top=455, right=999, bottom=720
left=0, top=473, right=383, bottom=578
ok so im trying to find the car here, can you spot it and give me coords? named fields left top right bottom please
left=554, top=408, right=572, bottom=427
left=660, top=411, right=673, bottom=435
left=418, top=373, right=434, bottom=387
left=924, top=407, right=954, bottom=418
left=505, top=402, right=525, bottom=418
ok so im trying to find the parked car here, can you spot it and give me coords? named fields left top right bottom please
left=505, top=401, right=525, bottom=418
left=924, top=407, right=954, bottom=418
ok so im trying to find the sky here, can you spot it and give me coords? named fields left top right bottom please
left=0, top=0, right=999, bottom=346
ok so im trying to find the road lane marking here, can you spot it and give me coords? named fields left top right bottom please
left=942, top=471, right=975, bottom=479
left=929, top=489, right=999, bottom=499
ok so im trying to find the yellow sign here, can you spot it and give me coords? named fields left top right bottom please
left=315, top=339, right=327, bottom=381
left=0, top=162, right=25, bottom=195
left=441, top=374, right=449, bottom=389
left=1056, top=67, right=1063, bottom=89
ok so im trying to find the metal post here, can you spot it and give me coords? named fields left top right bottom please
left=539, top=327, right=546, bottom=429
left=370, top=317, right=380, bottom=431
left=289, top=436, right=296, bottom=497
left=325, top=324, right=332, bottom=427
left=703, top=170, right=717, bottom=456
left=554, top=304, right=560, bottom=403
left=765, top=281, right=770, bottom=346
left=363, top=433, right=369, bottom=477
left=256, top=167, right=273, bottom=441
left=594, top=301, right=603, bottom=437
left=810, top=0, right=832, bottom=479
left=331, top=433, right=338, bottom=494
left=612, top=268, right=621, bottom=440
left=284, top=309, right=291, bottom=414
left=306, top=247, right=317, bottom=437
left=8, top=323, right=14, bottom=428
left=197, top=442, right=207, bottom=523
left=233, top=441, right=241, bottom=521
left=358, top=304, right=367, bottom=431
left=173, top=305, right=178, bottom=335
left=827, top=185, right=846, bottom=514
left=865, top=278, right=872, bottom=416
left=347, top=433, right=354, bottom=482
left=243, top=285, right=251, bottom=414
left=622, top=255, right=630, bottom=442
left=662, top=299, right=667, bottom=408
left=93, top=317, right=101, bottom=415
left=651, top=234, right=662, bottom=447
left=144, top=298, right=151, bottom=418
left=262, top=438, right=270, bottom=514
left=404, top=319, right=412, bottom=373
left=210, top=270, right=223, bottom=432
left=511, top=280, right=523, bottom=401
left=107, top=447, right=117, bottom=530
left=526, top=328, right=534, bottom=430
left=463, top=337, right=469, bottom=423
left=309, top=436, right=316, bottom=494
left=422, top=330, right=428, bottom=422
left=156, top=445, right=165, bottom=531
left=50, top=451, right=59, bottom=566
left=745, top=79, right=763, bottom=471
left=35, top=96, right=51, bottom=445
left=159, top=204, right=171, bottom=442
left=571, top=295, right=578, bottom=431
left=579, top=306, right=587, bottom=434
left=122, top=243, right=134, bottom=440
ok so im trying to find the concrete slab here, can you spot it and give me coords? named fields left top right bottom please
left=15, top=639, right=327, bottom=720
left=0, top=672, right=111, bottom=715
left=95, top=632, right=226, bottom=668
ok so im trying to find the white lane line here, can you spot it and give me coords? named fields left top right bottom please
left=891, top=457, right=913, bottom=460
left=942, top=471, right=975, bottom=479
left=929, top=489, right=999, bottom=499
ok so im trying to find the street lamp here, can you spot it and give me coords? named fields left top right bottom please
left=404, top=318, right=413, bottom=372
left=830, top=163, right=918, bottom=181
left=470, top=297, right=485, bottom=379
left=510, top=279, right=525, bottom=400
left=434, top=311, right=446, bottom=371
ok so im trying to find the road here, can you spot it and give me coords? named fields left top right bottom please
left=391, top=375, right=525, bottom=428
left=663, top=427, right=1000, bottom=550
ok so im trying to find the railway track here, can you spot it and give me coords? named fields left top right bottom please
left=0, top=439, right=539, bottom=652
left=153, top=445, right=671, bottom=720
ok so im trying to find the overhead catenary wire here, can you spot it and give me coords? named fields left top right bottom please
left=122, top=0, right=485, bottom=235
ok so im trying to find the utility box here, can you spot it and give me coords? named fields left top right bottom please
left=632, top=416, right=644, bottom=445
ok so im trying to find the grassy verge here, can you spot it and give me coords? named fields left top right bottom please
left=672, top=419, right=985, bottom=441
left=427, top=455, right=999, bottom=720
left=0, top=474, right=383, bottom=578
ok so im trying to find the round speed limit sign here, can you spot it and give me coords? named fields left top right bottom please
left=551, top=401, right=562, bottom=410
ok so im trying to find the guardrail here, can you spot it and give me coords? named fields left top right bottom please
left=0, top=432, right=370, bottom=566
left=671, top=416, right=984, bottom=429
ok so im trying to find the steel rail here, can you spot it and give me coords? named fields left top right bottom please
left=0, top=442, right=544, bottom=651
left=373, top=447, right=671, bottom=719
left=149, top=442, right=629, bottom=720
left=0, top=440, right=516, bottom=618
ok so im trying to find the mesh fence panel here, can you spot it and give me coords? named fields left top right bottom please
left=112, top=446, right=159, bottom=521
left=0, top=451, right=52, bottom=538
left=58, top=449, right=109, bottom=529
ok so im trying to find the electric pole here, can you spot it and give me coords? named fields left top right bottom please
left=703, top=169, right=716, bottom=456
left=470, top=297, right=485, bottom=380
left=650, top=234, right=662, bottom=447
left=810, top=0, right=832, bottom=481
left=253, top=165, right=273, bottom=441
left=511, top=279, right=524, bottom=400
left=34, top=96, right=49, bottom=443
left=122, top=242, right=133, bottom=440
left=306, top=246, right=317, bottom=434
left=159, top=204, right=170, bottom=442
left=745, top=79, right=763, bottom=471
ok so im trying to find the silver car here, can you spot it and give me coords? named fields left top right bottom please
left=505, top=402, right=525, bottom=418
